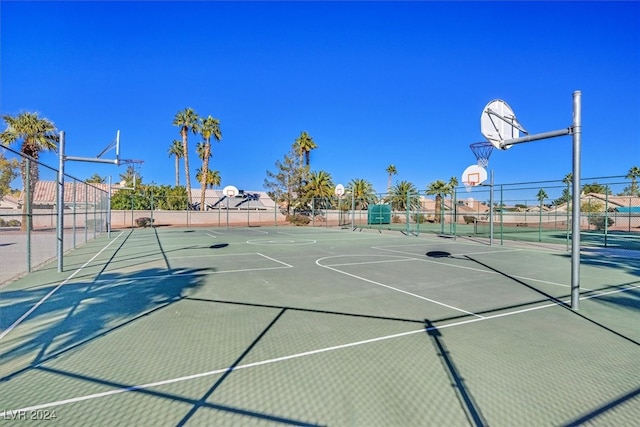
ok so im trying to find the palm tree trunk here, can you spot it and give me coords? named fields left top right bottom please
left=20, top=158, right=39, bottom=231
left=200, top=140, right=211, bottom=211
left=182, top=129, right=191, bottom=204
left=175, top=156, right=180, bottom=187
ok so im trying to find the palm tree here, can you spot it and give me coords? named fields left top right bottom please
left=173, top=108, right=200, bottom=204
left=304, top=170, right=334, bottom=209
left=195, top=168, right=221, bottom=189
left=626, top=165, right=640, bottom=196
left=387, top=180, right=420, bottom=211
left=119, top=165, right=141, bottom=187
left=198, top=115, right=222, bottom=211
left=426, top=180, right=450, bottom=224
left=537, top=188, right=548, bottom=205
left=293, top=131, right=317, bottom=167
left=346, top=178, right=377, bottom=209
left=196, top=142, right=207, bottom=159
left=386, top=164, right=397, bottom=194
left=168, top=139, right=184, bottom=187
left=0, top=112, right=59, bottom=230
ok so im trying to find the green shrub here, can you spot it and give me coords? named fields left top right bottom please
left=463, top=215, right=476, bottom=224
left=8, top=219, right=21, bottom=227
left=411, top=213, right=427, bottom=223
left=286, top=214, right=310, bottom=226
left=392, top=215, right=401, bottom=223
left=135, top=217, right=154, bottom=228
left=588, top=214, right=614, bottom=230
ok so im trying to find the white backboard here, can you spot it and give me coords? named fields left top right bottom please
left=223, top=185, right=239, bottom=197
left=461, top=164, right=488, bottom=187
left=335, top=184, right=345, bottom=197
left=481, top=100, right=522, bottom=149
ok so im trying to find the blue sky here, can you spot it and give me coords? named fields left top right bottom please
left=2, top=1, right=639, bottom=196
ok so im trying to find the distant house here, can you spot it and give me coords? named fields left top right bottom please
left=0, top=194, right=21, bottom=210
left=11, top=181, right=114, bottom=210
left=582, top=193, right=640, bottom=211
left=188, top=189, right=276, bottom=211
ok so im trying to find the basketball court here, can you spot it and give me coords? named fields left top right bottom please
left=1, top=226, right=638, bottom=425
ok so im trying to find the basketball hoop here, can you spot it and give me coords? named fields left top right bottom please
left=470, top=142, right=494, bottom=167
left=462, top=179, right=478, bottom=193
left=461, top=164, right=487, bottom=193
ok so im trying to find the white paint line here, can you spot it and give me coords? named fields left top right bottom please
left=205, top=233, right=217, bottom=238
left=2, top=283, right=637, bottom=418
left=326, top=257, right=419, bottom=267
left=374, top=246, right=573, bottom=289
left=256, top=253, right=294, bottom=268
left=316, top=256, right=483, bottom=318
left=0, top=232, right=125, bottom=341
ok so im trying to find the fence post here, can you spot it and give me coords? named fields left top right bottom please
left=26, top=158, right=32, bottom=273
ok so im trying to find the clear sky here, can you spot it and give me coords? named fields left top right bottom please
left=2, top=1, right=639, bottom=196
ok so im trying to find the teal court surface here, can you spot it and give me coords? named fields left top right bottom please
left=1, top=226, right=638, bottom=426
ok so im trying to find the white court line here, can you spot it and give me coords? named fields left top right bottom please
left=316, top=256, right=483, bottom=318
left=8, top=283, right=639, bottom=419
left=256, top=253, right=294, bottom=268
left=374, top=245, right=578, bottom=290
left=327, top=257, right=419, bottom=268
left=0, top=231, right=125, bottom=341
left=206, top=233, right=217, bottom=238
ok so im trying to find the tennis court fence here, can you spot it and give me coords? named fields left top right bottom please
left=1, top=140, right=638, bottom=285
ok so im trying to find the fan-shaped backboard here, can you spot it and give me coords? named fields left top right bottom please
left=481, top=100, right=520, bottom=150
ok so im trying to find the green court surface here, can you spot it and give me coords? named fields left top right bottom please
left=1, top=226, right=638, bottom=426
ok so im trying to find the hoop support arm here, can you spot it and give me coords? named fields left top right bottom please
left=500, top=127, right=573, bottom=149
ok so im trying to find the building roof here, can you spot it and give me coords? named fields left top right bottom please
left=19, top=181, right=111, bottom=205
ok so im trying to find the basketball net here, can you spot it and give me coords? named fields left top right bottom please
left=470, top=142, right=493, bottom=168
left=463, top=178, right=479, bottom=193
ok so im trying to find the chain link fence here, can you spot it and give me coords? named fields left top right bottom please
left=1, top=145, right=110, bottom=285
left=338, top=176, right=639, bottom=250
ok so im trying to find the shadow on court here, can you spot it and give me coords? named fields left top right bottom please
left=424, top=319, right=487, bottom=427
left=0, top=266, right=212, bottom=383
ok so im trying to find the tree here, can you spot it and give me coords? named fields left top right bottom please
left=387, top=180, right=420, bottom=211
left=0, top=112, right=59, bottom=230
left=304, top=170, right=334, bottom=209
left=120, top=165, right=142, bottom=187
left=264, top=147, right=309, bottom=215
left=168, top=139, right=184, bottom=187
left=86, top=174, right=106, bottom=184
left=195, top=168, right=221, bottom=189
left=0, top=152, right=19, bottom=198
left=624, top=165, right=640, bottom=196
left=198, top=115, right=222, bottom=210
left=426, top=180, right=450, bottom=223
left=293, top=131, right=317, bottom=167
left=173, top=108, right=200, bottom=204
left=386, top=164, right=397, bottom=194
left=346, top=178, right=377, bottom=209
left=536, top=188, right=548, bottom=204
left=582, top=182, right=611, bottom=195
left=553, top=173, right=573, bottom=206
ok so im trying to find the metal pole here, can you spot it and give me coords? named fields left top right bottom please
left=500, top=185, right=504, bottom=245
left=351, top=191, right=355, bottom=228
left=107, top=176, right=112, bottom=238
left=57, top=131, right=65, bottom=272
left=26, top=158, right=32, bottom=273
left=570, top=90, right=582, bottom=310
left=489, top=170, right=494, bottom=246
left=72, top=180, right=77, bottom=249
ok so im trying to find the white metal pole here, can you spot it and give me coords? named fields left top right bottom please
left=489, top=170, right=494, bottom=246
left=57, top=131, right=65, bottom=272
left=571, top=91, right=582, bottom=310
